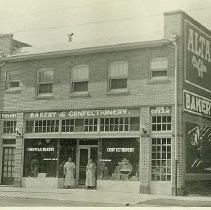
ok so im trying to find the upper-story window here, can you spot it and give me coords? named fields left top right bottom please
left=108, top=61, right=128, bottom=91
left=37, top=68, right=53, bottom=96
left=6, top=72, right=20, bottom=90
left=71, top=65, right=89, bottom=93
left=149, top=57, right=168, bottom=79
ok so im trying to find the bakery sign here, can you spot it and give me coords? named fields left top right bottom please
left=184, top=90, right=211, bottom=118
left=25, top=108, right=140, bottom=119
left=184, top=19, right=211, bottom=92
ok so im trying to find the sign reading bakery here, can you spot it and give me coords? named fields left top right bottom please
left=184, top=19, right=211, bottom=92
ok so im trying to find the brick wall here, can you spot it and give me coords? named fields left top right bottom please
left=2, top=46, right=175, bottom=112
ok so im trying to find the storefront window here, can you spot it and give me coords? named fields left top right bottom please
left=24, top=139, right=58, bottom=177
left=98, top=138, right=139, bottom=181
left=23, top=139, right=77, bottom=178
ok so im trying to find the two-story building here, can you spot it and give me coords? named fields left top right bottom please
left=0, top=10, right=210, bottom=195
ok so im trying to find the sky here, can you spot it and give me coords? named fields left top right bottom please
left=1, top=0, right=211, bottom=47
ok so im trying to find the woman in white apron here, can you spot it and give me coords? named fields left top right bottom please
left=86, top=158, right=96, bottom=189
left=64, top=157, right=75, bottom=189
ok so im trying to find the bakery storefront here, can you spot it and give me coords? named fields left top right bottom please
left=21, top=107, right=141, bottom=192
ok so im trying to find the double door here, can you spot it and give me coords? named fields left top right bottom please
left=78, top=145, right=98, bottom=185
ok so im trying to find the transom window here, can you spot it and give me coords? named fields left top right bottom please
left=149, top=57, right=168, bottom=79
left=151, top=138, right=171, bottom=181
left=100, top=117, right=139, bottom=132
left=6, top=72, right=20, bottom=90
left=71, top=65, right=89, bottom=92
left=108, top=61, right=128, bottom=90
left=152, top=116, right=171, bottom=131
left=37, top=68, right=53, bottom=95
left=3, top=121, right=17, bottom=133
left=25, top=120, right=59, bottom=133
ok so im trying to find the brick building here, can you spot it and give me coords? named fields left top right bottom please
left=0, top=10, right=210, bottom=195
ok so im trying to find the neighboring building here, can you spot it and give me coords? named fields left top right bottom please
left=0, top=10, right=210, bottom=195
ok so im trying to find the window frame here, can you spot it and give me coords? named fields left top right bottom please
left=71, top=65, right=89, bottom=93
left=108, top=61, right=128, bottom=92
left=36, top=68, right=54, bottom=96
left=149, top=57, right=168, bottom=80
left=5, top=71, right=21, bottom=91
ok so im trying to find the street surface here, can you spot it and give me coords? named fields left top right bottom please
left=136, top=198, right=211, bottom=207
left=0, top=196, right=122, bottom=207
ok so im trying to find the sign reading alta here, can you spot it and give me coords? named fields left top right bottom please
left=185, top=19, right=211, bottom=92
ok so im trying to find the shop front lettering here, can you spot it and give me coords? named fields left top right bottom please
left=1, top=113, right=17, bottom=119
left=187, top=27, right=211, bottom=78
left=27, top=108, right=131, bottom=119
left=150, top=106, right=170, bottom=115
left=30, top=112, right=57, bottom=118
left=68, top=109, right=128, bottom=117
left=27, top=147, right=55, bottom=152
left=184, top=91, right=211, bottom=117
left=107, top=148, right=134, bottom=152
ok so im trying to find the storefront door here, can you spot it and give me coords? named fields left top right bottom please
left=78, top=145, right=98, bottom=185
left=1, top=147, right=15, bottom=185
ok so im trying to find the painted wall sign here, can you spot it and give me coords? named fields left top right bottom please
left=184, top=19, right=211, bottom=92
left=184, top=90, right=211, bottom=117
left=0, top=113, right=17, bottom=119
left=150, top=106, right=171, bottom=115
left=26, top=147, right=55, bottom=152
left=106, top=148, right=135, bottom=152
left=186, top=122, right=211, bottom=173
left=25, top=108, right=140, bottom=119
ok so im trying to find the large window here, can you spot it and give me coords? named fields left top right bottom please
left=23, top=139, right=77, bottom=178
left=5, top=72, right=21, bottom=90
left=98, top=138, right=139, bottom=181
left=151, top=138, right=171, bottom=181
left=37, top=68, right=53, bottom=95
left=3, top=121, right=17, bottom=133
left=149, top=57, right=168, bottom=79
left=152, top=116, right=171, bottom=131
left=108, top=61, right=128, bottom=90
left=71, top=65, right=89, bottom=93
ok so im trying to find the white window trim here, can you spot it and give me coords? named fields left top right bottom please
left=36, top=68, right=54, bottom=96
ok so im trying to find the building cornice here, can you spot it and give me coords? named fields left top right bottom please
left=0, top=39, right=170, bottom=62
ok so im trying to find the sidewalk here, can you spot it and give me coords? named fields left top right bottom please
left=0, top=186, right=211, bottom=205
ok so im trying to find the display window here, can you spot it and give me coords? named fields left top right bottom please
left=23, top=139, right=76, bottom=178
left=98, top=138, right=139, bottom=181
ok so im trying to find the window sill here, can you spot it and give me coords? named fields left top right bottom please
left=70, top=92, right=90, bottom=98
left=35, top=95, right=54, bottom=100
left=5, top=89, right=21, bottom=94
left=106, top=89, right=130, bottom=96
left=148, top=78, right=170, bottom=84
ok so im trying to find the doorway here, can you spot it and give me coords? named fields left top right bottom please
left=1, top=147, right=15, bottom=185
left=78, top=145, right=98, bottom=186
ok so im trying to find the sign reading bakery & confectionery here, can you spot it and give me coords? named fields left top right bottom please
left=150, top=106, right=171, bottom=115
left=184, top=90, right=211, bottom=118
left=25, top=108, right=140, bottom=119
left=184, top=19, right=211, bottom=92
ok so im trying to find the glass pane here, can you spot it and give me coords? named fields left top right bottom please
left=151, top=70, right=167, bottom=77
left=110, top=79, right=127, bottom=89
left=38, top=84, right=52, bottom=94
left=9, top=81, right=19, bottom=88
left=73, top=81, right=88, bottom=92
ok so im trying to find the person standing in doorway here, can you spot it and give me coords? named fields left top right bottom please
left=64, top=157, right=75, bottom=189
left=86, top=158, right=96, bottom=189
